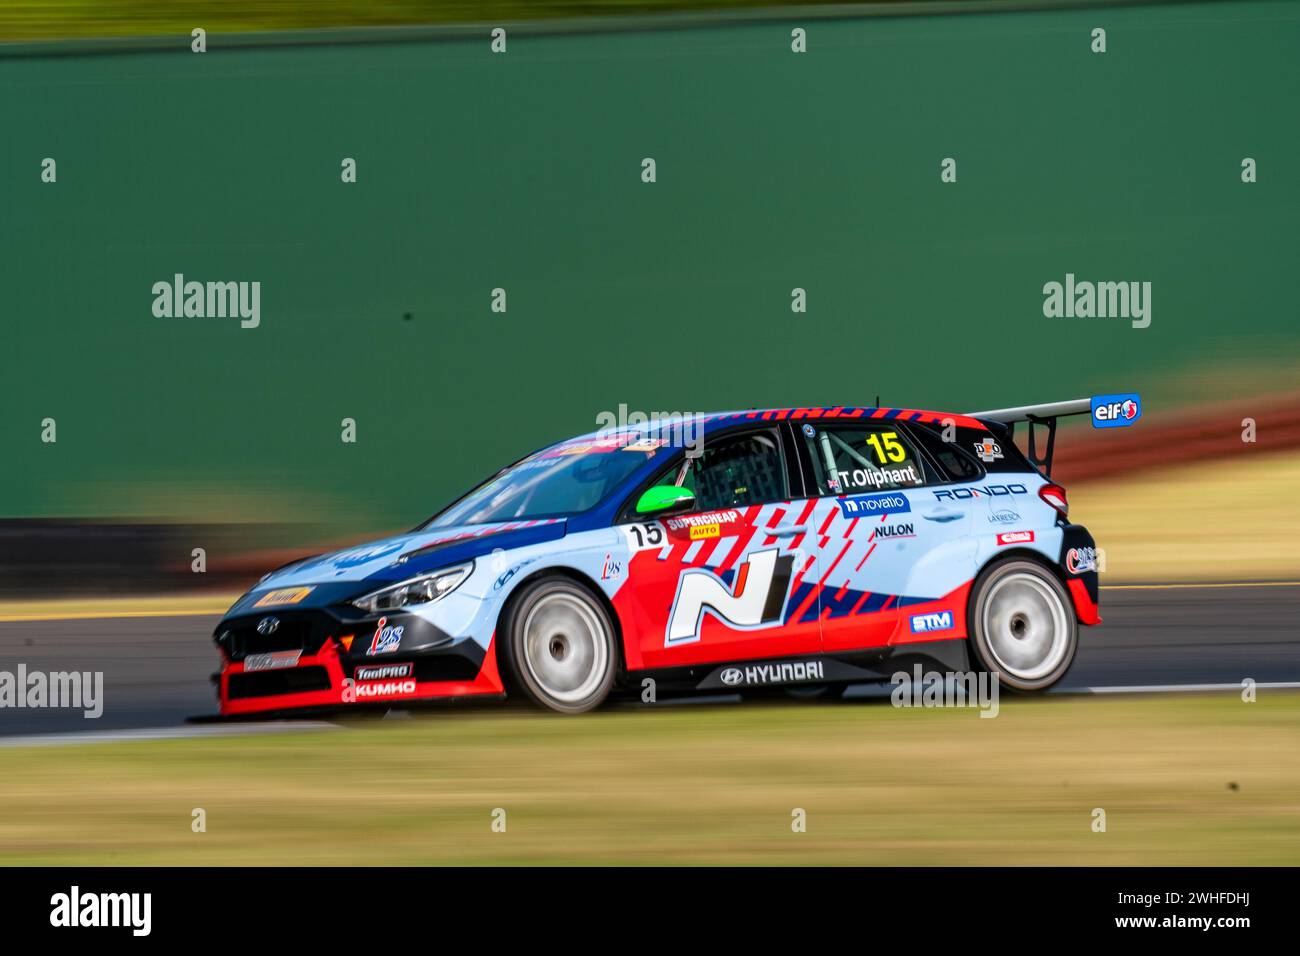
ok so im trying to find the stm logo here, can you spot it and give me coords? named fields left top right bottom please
left=909, top=611, right=954, bottom=634
left=666, top=548, right=795, bottom=646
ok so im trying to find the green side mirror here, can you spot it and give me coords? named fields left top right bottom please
left=635, top=485, right=696, bottom=516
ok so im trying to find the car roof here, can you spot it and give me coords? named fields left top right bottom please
left=565, top=406, right=988, bottom=443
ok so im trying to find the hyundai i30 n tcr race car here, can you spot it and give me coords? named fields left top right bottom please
left=212, top=399, right=1132, bottom=716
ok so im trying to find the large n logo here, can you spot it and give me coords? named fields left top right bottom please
left=666, top=548, right=795, bottom=646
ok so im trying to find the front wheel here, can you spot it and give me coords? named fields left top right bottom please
left=500, top=576, right=618, bottom=714
left=967, top=559, right=1077, bottom=692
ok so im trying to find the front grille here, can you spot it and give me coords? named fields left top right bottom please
left=218, top=616, right=325, bottom=660
left=228, top=666, right=331, bottom=700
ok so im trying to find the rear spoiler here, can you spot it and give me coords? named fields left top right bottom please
left=963, top=398, right=1093, bottom=478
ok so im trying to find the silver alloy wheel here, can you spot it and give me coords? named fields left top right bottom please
left=981, top=571, right=1071, bottom=682
left=521, top=592, right=610, bottom=705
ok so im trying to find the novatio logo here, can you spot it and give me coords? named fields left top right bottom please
left=152, top=273, right=261, bottom=329
left=837, top=492, right=911, bottom=518
left=50, top=886, right=151, bottom=936
left=1042, top=273, right=1151, bottom=329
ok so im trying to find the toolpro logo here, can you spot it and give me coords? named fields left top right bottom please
left=1091, top=393, right=1141, bottom=428
left=666, top=548, right=794, bottom=646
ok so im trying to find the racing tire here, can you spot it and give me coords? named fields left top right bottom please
left=967, top=558, right=1077, bottom=693
left=500, top=576, right=618, bottom=714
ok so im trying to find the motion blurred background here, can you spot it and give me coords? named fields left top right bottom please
left=0, top=0, right=1297, bottom=870
left=1, top=0, right=1297, bottom=597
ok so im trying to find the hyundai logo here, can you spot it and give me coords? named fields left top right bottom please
left=720, top=668, right=743, bottom=686
left=256, top=616, right=280, bottom=636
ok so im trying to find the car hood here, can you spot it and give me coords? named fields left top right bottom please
left=225, top=519, right=567, bottom=617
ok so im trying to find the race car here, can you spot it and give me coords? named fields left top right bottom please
left=212, top=398, right=1134, bottom=716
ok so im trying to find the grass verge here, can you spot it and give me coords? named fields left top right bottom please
left=1, top=692, right=1297, bottom=864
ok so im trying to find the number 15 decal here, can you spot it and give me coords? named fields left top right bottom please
left=623, top=522, right=665, bottom=552
left=866, top=430, right=906, bottom=463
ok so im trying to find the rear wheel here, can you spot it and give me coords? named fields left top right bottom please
left=501, top=576, right=617, bottom=714
left=968, top=559, right=1077, bottom=692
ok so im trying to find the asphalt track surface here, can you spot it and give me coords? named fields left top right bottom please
left=0, top=584, right=1297, bottom=737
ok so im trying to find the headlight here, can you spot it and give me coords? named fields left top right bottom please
left=350, top=561, right=474, bottom=613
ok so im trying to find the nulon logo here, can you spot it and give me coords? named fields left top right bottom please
left=876, top=522, right=915, bottom=540
left=666, top=548, right=795, bottom=646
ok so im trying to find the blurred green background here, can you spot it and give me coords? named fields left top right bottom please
left=0, top=1, right=972, bottom=41
left=1, top=0, right=1297, bottom=536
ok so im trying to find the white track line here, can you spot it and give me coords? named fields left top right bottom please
left=1075, top=681, right=1300, bottom=694
left=0, top=720, right=340, bottom=748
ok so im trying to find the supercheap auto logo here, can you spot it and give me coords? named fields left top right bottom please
left=1091, top=392, right=1141, bottom=428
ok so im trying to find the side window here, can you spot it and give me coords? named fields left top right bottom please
left=648, top=431, right=788, bottom=511
left=800, top=423, right=926, bottom=495
left=909, top=424, right=982, bottom=482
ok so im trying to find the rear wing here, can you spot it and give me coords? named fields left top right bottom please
left=964, top=396, right=1138, bottom=477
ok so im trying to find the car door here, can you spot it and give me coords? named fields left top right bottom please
left=614, top=426, right=821, bottom=670
left=793, top=418, right=977, bottom=652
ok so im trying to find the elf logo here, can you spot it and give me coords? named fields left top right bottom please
left=1091, top=392, right=1141, bottom=428
left=666, top=548, right=795, bottom=646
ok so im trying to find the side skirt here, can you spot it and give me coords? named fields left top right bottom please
left=622, top=639, right=972, bottom=697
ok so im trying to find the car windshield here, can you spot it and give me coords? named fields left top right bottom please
left=424, top=434, right=668, bottom=528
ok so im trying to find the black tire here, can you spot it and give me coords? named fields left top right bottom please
left=967, top=558, right=1077, bottom=693
left=499, top=576, right=618, bottom=714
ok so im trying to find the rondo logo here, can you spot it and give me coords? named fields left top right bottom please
left=1091, top=392, right=1141, bottom=428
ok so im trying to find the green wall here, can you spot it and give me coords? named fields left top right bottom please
left=2, top=1, right=1297, bottom=532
